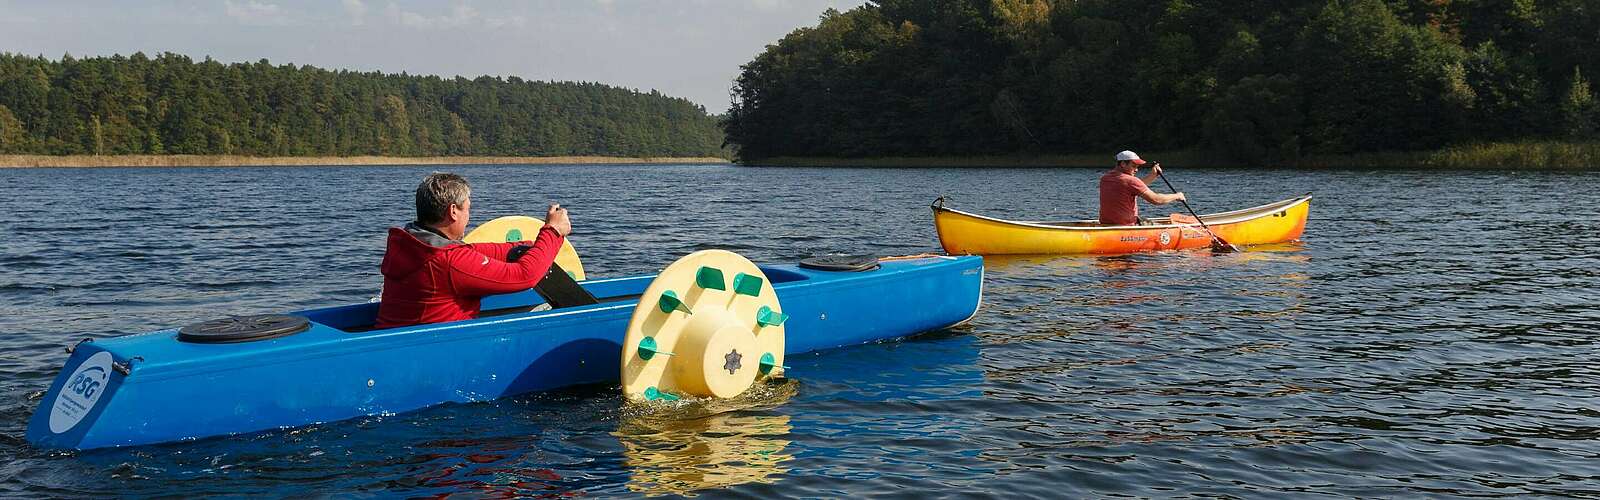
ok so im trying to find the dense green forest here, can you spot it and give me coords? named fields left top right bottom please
left=0, top=52, right=726, bottom=158
left=723, top=0, right=1600, bottom=164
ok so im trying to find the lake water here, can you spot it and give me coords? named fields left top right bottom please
left=2, top=164, right=1597, bottom=497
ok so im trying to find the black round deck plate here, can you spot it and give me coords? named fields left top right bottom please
left=178, top=314, right=310, bottom=344
left=799, top=255, right=881, bottom=272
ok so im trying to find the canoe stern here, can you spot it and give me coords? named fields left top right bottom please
left=25, top=343, right=131, bottom=450
left=1209, top=196, right=1311, bottom=246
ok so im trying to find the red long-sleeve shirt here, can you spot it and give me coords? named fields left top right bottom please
left=374, top=223, right=564, bottom=329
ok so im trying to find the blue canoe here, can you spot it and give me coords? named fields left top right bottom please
left=27, top=255, right=984, bottom=450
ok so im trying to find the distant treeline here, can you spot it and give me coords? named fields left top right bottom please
left=723, top=0, right=1599, bottom=164
left=0, top=52, right=727, bottom=158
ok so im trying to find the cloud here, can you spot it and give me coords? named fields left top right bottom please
left=343, top=0, right=367, bottom=26
left=224, top=0, right=291, bottom=26
left=484, top=15, right=527, bottom=29
left=0, top=0, right=40, bottom=25
left=388, top=2, right=480, bottom=29
left=0, top=13, right=40, bottom=24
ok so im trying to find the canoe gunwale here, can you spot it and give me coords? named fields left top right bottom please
left=932, top=193, right=1312, bottom=231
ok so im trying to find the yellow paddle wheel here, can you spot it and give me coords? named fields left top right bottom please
left=620, top=250, right=790, bottom=403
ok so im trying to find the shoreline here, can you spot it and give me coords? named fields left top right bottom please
left=0, top=155, right=733, bottom=168
left=745, top=142, right=1600, bottom=169
left=7, top=141, right=1594, bottom=169
left=743, top=153, right=1452, bottom=169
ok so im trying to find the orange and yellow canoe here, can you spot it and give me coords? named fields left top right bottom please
left=932, top=194, right=1311, bottom=255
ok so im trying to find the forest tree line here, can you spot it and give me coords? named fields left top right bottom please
left=722, top=0, right=1600, bottom=163
left=0, top=52, right=727, bottom=158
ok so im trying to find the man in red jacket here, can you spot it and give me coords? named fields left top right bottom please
left=374, top=173, right=572, bottom=329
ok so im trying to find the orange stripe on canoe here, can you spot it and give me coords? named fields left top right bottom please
left=931, top=194, right=1311, bottom=255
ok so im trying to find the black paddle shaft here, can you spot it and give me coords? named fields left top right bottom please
left=1154, top=168, right=1238, bottom=251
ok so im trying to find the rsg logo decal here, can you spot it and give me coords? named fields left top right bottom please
left=67, top=368, right=105, bottom=398
left=49, top=351, right=113, bottom=434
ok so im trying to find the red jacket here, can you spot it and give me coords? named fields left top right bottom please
left=375, top=223, right=564, bottom=329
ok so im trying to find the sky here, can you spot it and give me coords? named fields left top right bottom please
left=0, top=0, right=869, bottom=114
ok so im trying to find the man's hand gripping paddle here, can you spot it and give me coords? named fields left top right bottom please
left=1152, top=163, right=1241, bottom=253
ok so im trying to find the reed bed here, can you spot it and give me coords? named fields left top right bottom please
left=1424, top=142, right=1600, bottom=169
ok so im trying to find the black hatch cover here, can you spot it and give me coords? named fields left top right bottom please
left=799, top=255, right=881, bottom=272
left=178, top=314, right=311, bottom=344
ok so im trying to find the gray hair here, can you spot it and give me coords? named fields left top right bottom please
left=415, top=172, right=471, bottom=225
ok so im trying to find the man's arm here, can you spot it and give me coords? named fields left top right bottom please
left=447, top=226, right=565, bottom=296
left=1139, top=164, right=1165, bottom=186
left=1137, top=187, right=1186, bottom=205
left=464, top=205, right=571, bottom=261
left=464, top=241, right=520, bottom=261
left=1131, top=174, right=1185, bottom=205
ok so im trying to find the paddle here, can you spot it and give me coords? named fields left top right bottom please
left=1152, top=164, right=1241, bottom=253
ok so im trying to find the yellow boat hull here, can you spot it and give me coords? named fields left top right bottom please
left=932, top=194, right=1311, bottom=255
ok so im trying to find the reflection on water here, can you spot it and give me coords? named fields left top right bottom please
left=615, top=381, right=796, bottom=496
left=393, top=434, right=572, bottom=497
left=981, top=253, right=1101, bottom=272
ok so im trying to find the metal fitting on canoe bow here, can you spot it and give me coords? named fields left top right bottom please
left=65, top=337, right=94, bottom=354
left=112, top=356, right=143, bottom=376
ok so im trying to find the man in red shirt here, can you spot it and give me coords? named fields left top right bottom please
left=375, top=173, right=572, bottom=329
left=1099, top=150, right=1186, bottom=226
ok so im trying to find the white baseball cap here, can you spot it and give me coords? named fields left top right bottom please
left=1115, top=150, right=1146, bottom=165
